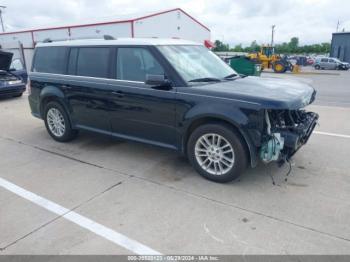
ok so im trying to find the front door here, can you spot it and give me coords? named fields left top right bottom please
left=109, top=47, right=177, bottom=148
left=327, top=58, right=338, bottom=69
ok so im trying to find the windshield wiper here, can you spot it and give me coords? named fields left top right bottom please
left=224, top=73, right=239, bottom=79
left=188, top=77, right=221, bottom=83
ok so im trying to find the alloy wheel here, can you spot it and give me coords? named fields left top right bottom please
left=47, top=108, right=66, bottom=137
left=194, top=133, right=235, bottom=175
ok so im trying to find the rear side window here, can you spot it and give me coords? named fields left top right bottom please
left=321, top=58, right=328, bottom=62
left=67, top=48, right=78, bottom=75
left=116, top=48, right=164, bottom=82
left=76, top=47, right=110, bottom=78
left=32, top=47, right=67, bottom=74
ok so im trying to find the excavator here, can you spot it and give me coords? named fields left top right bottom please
left=247, top=45, right=295, bottom=73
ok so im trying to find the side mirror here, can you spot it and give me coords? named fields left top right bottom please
left=145, top=74, right=172, bottom=90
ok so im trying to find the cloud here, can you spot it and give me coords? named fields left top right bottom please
left=1, top=0, right=348, bottom=46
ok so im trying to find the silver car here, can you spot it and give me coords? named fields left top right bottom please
left=314, top=57, right=350, bottom=70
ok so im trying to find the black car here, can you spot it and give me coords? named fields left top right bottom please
left=0, top=51, right=27, bottom=98
left=28, top=38, right=318, bottom=183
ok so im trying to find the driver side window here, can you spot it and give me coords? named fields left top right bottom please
left=116, top=48, right=164, bottom=82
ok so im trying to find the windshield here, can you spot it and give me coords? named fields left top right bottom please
left=157, top=45, right=237, bottom=82
left=333, top=58, right=341, bottom=63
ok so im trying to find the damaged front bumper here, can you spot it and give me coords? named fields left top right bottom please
left=260, top=109, right=319, bottom=163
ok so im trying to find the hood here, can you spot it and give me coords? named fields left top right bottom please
left=0, top=51, right=13, bottom=71
left=191, top=76, right=316, bottom=110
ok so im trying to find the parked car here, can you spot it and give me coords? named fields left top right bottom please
left=10, top=58, right=28, bottom=83
left=28, top=38, right=318, bottom=183
left=0, top=51, right=26, bottom=98
left=306, top=57, right=315, bottom=65
left=314, top=57, right=350, bottom=70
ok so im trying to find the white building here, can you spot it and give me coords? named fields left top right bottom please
left=0, top=8, right=211, bottom=69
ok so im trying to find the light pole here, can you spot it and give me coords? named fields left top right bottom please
left=0, top=5, right=6, bottom=32
left=271, top=25, right=275, bottom=54
left=336, top=20, right=340, bottom=32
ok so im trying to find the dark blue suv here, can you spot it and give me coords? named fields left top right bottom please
left=28, top=38, right=318, bottom=183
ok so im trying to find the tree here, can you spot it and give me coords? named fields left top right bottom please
left=288, top=37, right=299, bottom=53
left=212, top=38, right=330, bottom=55
left=321, top=42, right=330, bottom=53
left=249, top=40, right=260, bottom=52
left=275, top=42, right=289, bottom=54
left=212, top=40, right=230, bottom=52
left=231, top=44, right=244, bottom=52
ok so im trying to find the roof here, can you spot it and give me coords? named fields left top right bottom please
left=332, top=32, right=350, bottom=35
left=0, top=8, right=210, bottom=36
left=36, top=38, right=202, bottom=47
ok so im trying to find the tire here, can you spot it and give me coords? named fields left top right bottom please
left=44, top=101, right=78, bottom=142
left=315, top=65, right=320, bottom=70
left=13, top=92, right=23, bottom=97
left=187, top=124, right=248, bottom=183
left=273, top=61, right=286, bottom=73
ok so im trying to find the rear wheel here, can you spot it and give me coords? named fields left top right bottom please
left=44, top=101, right=78, bottom=142
left=315, top=65, right=320, bottom=70
left=187, top=124, right=247, bottom=183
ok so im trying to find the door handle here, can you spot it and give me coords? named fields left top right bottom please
left=111, top=90, right=125, bottom=98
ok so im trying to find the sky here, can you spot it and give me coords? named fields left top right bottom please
left=1, top=0, right=349, bottom=46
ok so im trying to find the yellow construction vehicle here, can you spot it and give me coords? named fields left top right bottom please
left=247, top=45, right=295, bottom=73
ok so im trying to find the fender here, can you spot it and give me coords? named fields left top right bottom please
left=39, top=85, right=75, bottom=127
left=180, top=103, right=260, bottom=167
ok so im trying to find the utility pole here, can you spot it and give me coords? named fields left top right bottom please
left=336, top=20, right=340, bottom=32
left=271, top=25, right=275, bottom=54
left=0, top=5, right=6, bottom=32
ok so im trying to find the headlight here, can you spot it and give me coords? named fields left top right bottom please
left=8, top=80, right=23, bottom=85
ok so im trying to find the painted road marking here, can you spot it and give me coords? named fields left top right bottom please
left=314, top=131, right=350, bottom=139
left=0, top=177, right=161, bottom=255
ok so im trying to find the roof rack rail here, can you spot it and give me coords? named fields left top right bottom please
left=103, top=35, right=115, bottom=40
left=42, top=38, right=53, bottom=43
left=38, top=35, right=117, bottom=44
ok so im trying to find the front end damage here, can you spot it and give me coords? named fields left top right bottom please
left=259, top=109, right=319, bottom=164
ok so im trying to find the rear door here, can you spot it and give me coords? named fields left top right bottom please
left=108, top=46, right=177, bottom=148
left=64, top=46, right=113, bottom=133
left=320, top=58, right=328, bottom=68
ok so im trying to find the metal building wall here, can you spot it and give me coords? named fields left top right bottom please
left=69, top=22, right=131, bottom=39
left=133, top=10, right=210, bottom=43
left=0, top=8, right=211, bottom=68
left=0, top=32, right=34, bottom=48
left=331, top=33, right=350, bottom=63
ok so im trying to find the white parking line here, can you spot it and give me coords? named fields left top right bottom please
left=314, top=131, right=350, bottom=139
left=0, top=177, right=161, bottom=255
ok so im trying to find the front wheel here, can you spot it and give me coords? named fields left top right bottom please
left=187, top=124, right=248, bottom=183
left=44, top=101, right=78, bottom=142
left=273, top=61, right=286, bottom=73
